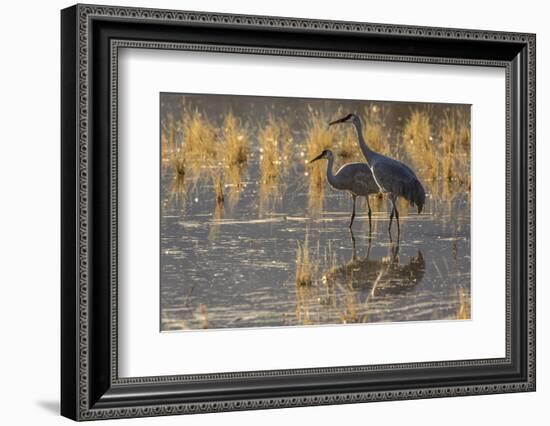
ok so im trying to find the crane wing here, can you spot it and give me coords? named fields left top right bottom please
left=335, top=163, right=379, bottom=196
left=372, top=158, right=426, bottom=213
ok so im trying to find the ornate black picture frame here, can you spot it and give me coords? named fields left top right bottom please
left=61, top=4, right=536, bottom=421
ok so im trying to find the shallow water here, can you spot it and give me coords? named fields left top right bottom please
left=160, top=154, right=471, bottom=331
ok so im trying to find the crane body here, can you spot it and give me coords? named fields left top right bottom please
left=309, top=149, right=379, bottom=230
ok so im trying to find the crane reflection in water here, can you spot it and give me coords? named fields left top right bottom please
left=294, top=231, right=427, bottom=326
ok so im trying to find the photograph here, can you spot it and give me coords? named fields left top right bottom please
left=159, top=93, right=472, bottom=331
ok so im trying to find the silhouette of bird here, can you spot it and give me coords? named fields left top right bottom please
left=309, top=149, right=379, bottom=230
left=325, top=231, right=425, bottom=298
left=329, top=113, right=425, bottom=239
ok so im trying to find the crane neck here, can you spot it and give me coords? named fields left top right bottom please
left=325, top=155, right=339, bottom=189
left=352, top=120, right=376, bottom=166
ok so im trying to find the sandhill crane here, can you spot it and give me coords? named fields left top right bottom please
left=329, top=113, right=426, bottom=239
left=309, top=149, right=379, bottom=231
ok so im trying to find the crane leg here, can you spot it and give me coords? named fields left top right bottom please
left=366, top=232, right=373, bottom=259
left=349, top=195, right=357, bottom=229
left=388, top=196, right=401, bottom=241
left=349, top=228, right=357, bottom=261
left=366, top=196, right=372, bottom=235
left=388, top=205, right=394, bottom=236
left=394, top=201, right=400, bottom=234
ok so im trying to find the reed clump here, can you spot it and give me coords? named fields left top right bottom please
left=198, top=303, right=209, bottom=329
left=401, top=107, right=471, bottom=205
left=161, top=114, right=178, bottom=170
left=305, top=110, right=337, bottom=211
left=176, top=108, right=220, bottom=186
left=456, top=287, right=471, bottom=320
left=161, top=115, right=186, bottom=177
left=162, top=114, right=189, bottom=200
left=295, top=237, right=313, bottom=287
left=221, top=111, right=250, bottom=167
left=334, top=124, right=362, bottom=162
left=208, top=200, right=224, bottom=241
left=259, top=116, right=286, bottom=185
left=220, top=112, right=250, bottom=207
left=295, top=285, right=312, bottom=326
left=402, top=109, right=438, bottom=184
left=257, top=116, right=293, bottom=214
left=165, top=107, right=253, bottom=209
left=337, top=280, right=359, bottom=324
left=439, top=110, right=471, bottom=192
left=362, top=104, right=395, bottom=158
left=212, top=173, right=225, bottom=205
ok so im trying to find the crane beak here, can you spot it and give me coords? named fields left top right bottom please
left=328, top=116, right=347, bottom=126
left=309, top=152, right=324, bottom=163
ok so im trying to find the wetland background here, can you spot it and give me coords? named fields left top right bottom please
left=160, top=93, right=471, bottom=331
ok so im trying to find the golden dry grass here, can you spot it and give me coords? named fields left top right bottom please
left=162, top=114, right=190, bottom=201
left=295, top=285, right=313, bottom=325
left=165, top=108, right=253, bottom=207
left=295, top=236, right=313, bottom=287
left=401, top=108, right=471, bottom=205
left=362, top=104, right=395, bottom=158
left=334, top=125, right=362, bottom=163
left=257, top=116, right=293, bottom=214
left=221, top=111, right=250, bottom=167
left=179, top=108, right=219, bottom=184
left=305, top=110, right=337, bottom=211
left=218, top=113, right=250, bottom=207
left=198, top=303, right=209, bottom=329
left=456, top=287, right=471, bottom=320
left=162, top=103, right=471, bottom=218
left=402, top=109, right=438, bottom=184
left=439, top=110, right=471, bottom=192
left=259, top=116, right=294, bottom=180
left=224, top=163, right=246, bottom=208
left=208, top=201, right=224, bottom=242
left=259, top=116, right=284, bottom=185
left=212, top=173, right=225, bottom=205
left=336, top=280, right=359, bottom=324
left=161, top=114, right=178, bottom=170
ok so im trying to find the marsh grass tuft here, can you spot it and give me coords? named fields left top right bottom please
left=259, top=116, right=284, bottom=185
left=336, top=279, right=359, bottom=324
left=165, top=107, right=253, bottom=209
left=305, top=110, right=337, bottom=212
left=220, top=112, right=250, bottom=207
left=180, top=108, right=219, bottom=181
left=295, top=236, right=313, bottom=287
left=161, top=114, right=178, bottom=170
left=162, top=114, right=189, bottom=204
left=221, top=111, right=250, bottom=167
left=295, top=285, right=312, bottom=325
left=213, top=173, right=225, bottom=205
left=362, top=104, right=395, bottom=158
left=258, top=116, right=293, bottom=214
left=439, top=110, right=471, bottom=195
left=456, top=287, right=471, bottom=320
left=403, top=109, right=438, bottom=184
left=198, top=303, right=209, bottom=329
left=401, top=107, right=471, bottom=207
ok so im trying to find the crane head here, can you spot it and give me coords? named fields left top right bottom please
left=329, top=113, right=359, bottom=126
left=309, top=149, right=333, bottom=163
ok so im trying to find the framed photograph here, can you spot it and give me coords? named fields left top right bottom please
left=61, top=4, right=536, bottom=421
